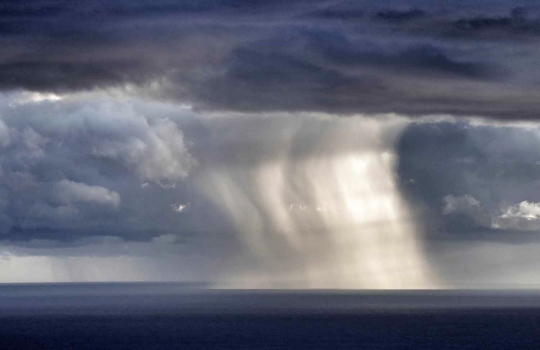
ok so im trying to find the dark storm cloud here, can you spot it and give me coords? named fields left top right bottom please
left=0, top=0, right=539, bottom=118
left=187, top=27, right=507, bottom=114
left=370, top=6, right=540, bottom=40
left=396, top=120, right=540, bottom=238
left=372, top=9, right=427, bottom=23
left=0, top=60, right=150, bottom=91
left=191, top=47, right=380, bottom=113
left=302, top=29, right=498, bottom=80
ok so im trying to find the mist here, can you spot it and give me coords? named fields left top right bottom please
left=197, top=115, right=435, bottom=288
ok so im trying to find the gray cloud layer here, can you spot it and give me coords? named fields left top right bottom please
left=396, top=119, right=540, bottom=239
left=0, top=93, right=200, bottom=242
left=1, top=0, right=540, bottom=118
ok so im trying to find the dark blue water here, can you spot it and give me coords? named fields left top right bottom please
left=1, top=284, right=540, bottom=349
left=3, top=310, right=540, bottom=349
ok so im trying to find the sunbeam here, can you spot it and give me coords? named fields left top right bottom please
left=199, top=117, right=435, bottom=288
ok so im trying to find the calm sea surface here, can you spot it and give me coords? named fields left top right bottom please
left=1, top=284, right=540, bottom=349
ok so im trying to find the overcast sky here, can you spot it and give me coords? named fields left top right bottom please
left=3, top=0, right=540, bottom=288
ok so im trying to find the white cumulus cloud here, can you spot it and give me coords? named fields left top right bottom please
left=494, top=201, right=540, bottom=231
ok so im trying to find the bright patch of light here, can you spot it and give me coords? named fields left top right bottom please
left=200, top=117, right=435, bottom=289
left=11, top=92, right=63, bottom=105
left=171, top=202, right=190, bottom=213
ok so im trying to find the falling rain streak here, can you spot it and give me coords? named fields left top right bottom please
left=199, top=116, right=435, bottom=288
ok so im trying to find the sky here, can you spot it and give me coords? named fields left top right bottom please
left=3, top=0, right=540, bottom=288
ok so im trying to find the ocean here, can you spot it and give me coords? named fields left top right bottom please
left=1, top=283, right=539, bottom=349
